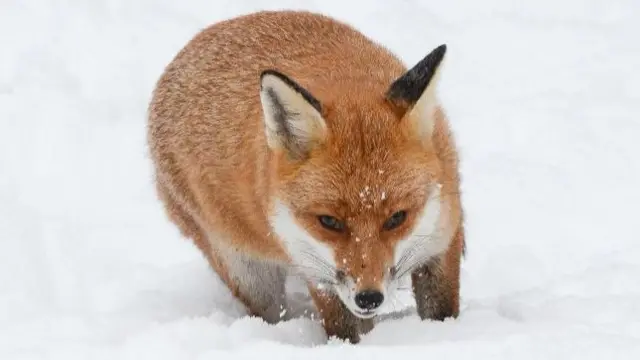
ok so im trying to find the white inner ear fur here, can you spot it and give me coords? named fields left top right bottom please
left=406, top=61, right=444, bottom=139
left=259, top=74, right=327, bottom=151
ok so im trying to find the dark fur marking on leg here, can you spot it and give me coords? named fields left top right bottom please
left=411, top=257, right=457, bottom=321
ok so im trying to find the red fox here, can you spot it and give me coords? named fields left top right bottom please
left=147, top=10, right=465, bottom=343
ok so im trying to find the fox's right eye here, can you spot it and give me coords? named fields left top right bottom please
left=317, top=215, right=346, bottom=232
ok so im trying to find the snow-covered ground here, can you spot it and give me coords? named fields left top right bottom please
left=2, top=0, right=640, bottom=358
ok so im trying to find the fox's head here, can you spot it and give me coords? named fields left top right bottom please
left=262, top=45, right=453, bottom=318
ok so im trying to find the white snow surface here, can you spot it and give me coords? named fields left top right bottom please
left=2, top=0, right=640, bottom=358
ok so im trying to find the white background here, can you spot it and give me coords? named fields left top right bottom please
left=1, top=0, right=639, bottom=358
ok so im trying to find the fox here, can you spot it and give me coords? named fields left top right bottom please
left=147, top=10, right=465, bottom=343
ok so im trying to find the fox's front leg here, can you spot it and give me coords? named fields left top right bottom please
left=411, top=227, right=463, bottom=321
left=308, top=286, right=374, bottom=343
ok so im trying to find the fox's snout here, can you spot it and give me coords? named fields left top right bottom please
left=333, top=273, right=390, bottom=317
left=331, top=251, right=396, bottom=317
left=337, top=267, right=385, bottom=311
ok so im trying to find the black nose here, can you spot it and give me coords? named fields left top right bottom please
left=354, top=290, right=384, bottom=310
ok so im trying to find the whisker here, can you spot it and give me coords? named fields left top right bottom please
left=395, top=241, right=425, bottom=274
left=395, top=286, right=413, bottom=292
left=286, top=244, right=340, bottom=285
left=301, top=275, right=338, bottom=286
left=298, top=250, right=337, bottom=279
left=290, top=263, right=335, bottom=281
left=394, top=246, right=416, bottom=275
left=393, top=221, right=447, bottom=274
left=394, top=230, right=446, bottom=279
left=299, top=248, right=336, bottom=271
left=297, top=242, right=337, bottom=270
left=395, top=246, right=422, bottom=279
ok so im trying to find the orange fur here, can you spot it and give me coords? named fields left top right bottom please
left=147, top=10, right=465, bottom=343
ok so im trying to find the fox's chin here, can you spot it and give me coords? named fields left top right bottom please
left=352, top=309, right=378, bottom=319
left=338, top=296, right=380, bottom=319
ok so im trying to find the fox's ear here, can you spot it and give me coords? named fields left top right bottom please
left=259, top=70, right=327, bottom=160
left=386, top=44, right=447, bottom=137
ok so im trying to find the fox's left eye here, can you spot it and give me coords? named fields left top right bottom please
left=383, top=210, right=407, bottom=231
left=318, top=215, right=346, bottom=232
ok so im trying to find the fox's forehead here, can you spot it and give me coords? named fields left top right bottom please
left=323, top=98, right=401, bottom=144
left=283, top=97, right=438, bottom=213
left=294, top=157, right=434, bottom=216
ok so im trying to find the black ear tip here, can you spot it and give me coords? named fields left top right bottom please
left=385, top=43, right=448, bottom=106
left=433, top=44, right=447, bottom=58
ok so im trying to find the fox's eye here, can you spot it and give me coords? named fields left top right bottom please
left=318, top=215, right=345, bottom=232
left=383, top=210, right=407, bottom=231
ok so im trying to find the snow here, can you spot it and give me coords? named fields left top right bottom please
left=1, top=0, right=640, bottom=358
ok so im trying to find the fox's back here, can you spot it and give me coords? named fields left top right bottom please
left=148, top=11, right=408, bottom=229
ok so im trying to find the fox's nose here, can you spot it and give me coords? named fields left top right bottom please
left=354, top=290, right=384, bottom=310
